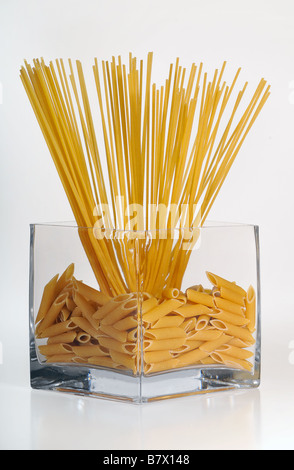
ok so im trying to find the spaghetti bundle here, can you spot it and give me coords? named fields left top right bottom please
left=20, top=53, right=269, bottom=297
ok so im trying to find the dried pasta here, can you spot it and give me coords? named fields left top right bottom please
left=34, top=267, right=257, bottom=375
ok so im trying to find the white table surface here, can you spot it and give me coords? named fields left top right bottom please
left=1, top=325, right=294, bottom=451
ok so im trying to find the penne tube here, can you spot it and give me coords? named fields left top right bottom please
left=73, top=278, right=110, bottom=305
left=215, top=344, right=254, bottom=360
left=92, top=300, right=119, bottom=320
left=200, top=357, right=219, bottom=365
left=143, top=337, right=185, bottom=352
left=36, top=292, right=69, bottom=334
left=74, top=292, right=100, bottom=329
left=144, top=327, right=186, bottom=340
left=186, top=289, right=214, bottom=308
left=59, top=280, right=74, bottom=295
left=227, top=337, right=252, bottom=348
left=58, top=307, right=71, bottom=322
left=245, top=285, right=256, bottom=333
left=72, top=356, right=88, bottom=363
left=46, top=354, right=76, bottom=363
left=206, top=271, right=246, bottom=298
left=174, top=303, right=213, bottom=318
left=113, top=315, right=138, bottom=331
left=99, top=323, right=128, bottom=343
left=38, top=343, right=73, bottom=356
left=109, top=349, right=136, bottom=372
left=170, top=344, right=190, bottom=355
left=71, top=317, right=101, bottom=339
left=145, top=358, right=180, bottom=374
left=35, top=273, right=59, bottom=324
left=184, top=340, right=204, bottom=351
left=141, top=297, right=158, bottom=314
left=195, top=315, right=210, bottom=331
left=71, top=306, right=82, bottom=317
left=65, top=297, right=76, bottom=312
left=127, top=328, right=139, bottom=342
left=98, top=336, right=134, bottom=355
left=142, top=298, right=186, bottom=324
left=176, top=348, right=210, bottom=367
left=88, top=356, right=118, bottom=368
left=176, top=293, right=187, bottom=304
left=208, top=309, right=250, bottom=327
left=144, top=350, right=174, bottom=364
left=55, top=263, right=75, bottom=295
left=210, top=351, right=253, bottom=371
left=213, top=297, right=245, bottom=316
left=152, top=314, right=184, bottom=329
left=100, top=299, right=138, bottom=326
left=47, top=331, right=77, bottom=344
left=162, top=287, right=180, bottom=299
left=76, top=331, right=91, bottom=344
left=186, top=329, right=222, bottom=341
left=39, top=319, right=77, bottom=338
left=180, top=317, right=196, bottom=332
left=199, top=333, right=233, bottom=353
left=219, top=286, right=245, bottom=306
left=210, top=319, right=255, bottom=344
left=71, top=345, right=109, bottom=357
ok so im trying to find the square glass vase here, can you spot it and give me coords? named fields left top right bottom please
left=29, top=221, right=260, bottom=403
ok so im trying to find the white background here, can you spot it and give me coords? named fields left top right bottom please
left=1, top=0, right=294, bottom=450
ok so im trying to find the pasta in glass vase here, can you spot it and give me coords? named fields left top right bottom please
left=30, top=222, right=260, bottom=402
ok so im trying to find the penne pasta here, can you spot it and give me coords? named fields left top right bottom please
left=46, top=354, right=76, bottom=363
left=195, top=315, right=210, bottom=330
left=215, top=344, right=254, bottom=360
left=245, top=285, right=256, bottom=333
left=35, top=273, right=59, bottom=324
left=55, top=263, right=75, bottom=296
left=144, top=350, right=174, bottom=364
left=142, top=298, right=183, bottom=324
left=186, top=289, right=214, bottom=308
left=218, top=286, right=245, bottom=306
left=208, top=309, right=250, bottom=326
left=71, top=345, right=109, bottom=357
left=174, top=303, right=213, bottom=318
left=100, top=299, right=138, bottom=326
left=109, top=349, right=136, bottom=372
left=206, top=271, right=246, bottom=298
left=177, top=348, right=210, bottom=367
left=38, top=343, right=73, bottom=356
left=76, top=331, right=91, bottom=344
left=162, top=287, right=180, bottom=299
left=143, top=337, right=185, bottom=352
left=144, top=327, right=186, bottom=340
left=99, top=323, right=128, bottom=343
left=210, top=319, right=255, bottom=344
left=36, top=292, right=69, bottom=335
left=152, top=314, right=184, bottom=329
left=145, top=358, right=180, bottom=374
left=74, top=292, right=100, bottom=329
left=47, top=331, right=77, bottom=344
left=71, top=316, right=101, bottom=339
left=211, top=351, right=253, bottom=371
left=213, top=297, right=245, bottom=316
left=113, top=315, right=138, bottom=331
left=39, top=319, right=77, bottom=338
left=73, top=278, right=110, bottom=305
left=199, top=333, right=233, bottom=353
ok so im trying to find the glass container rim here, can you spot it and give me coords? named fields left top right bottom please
left=29, top=220, right=259, bottom=231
